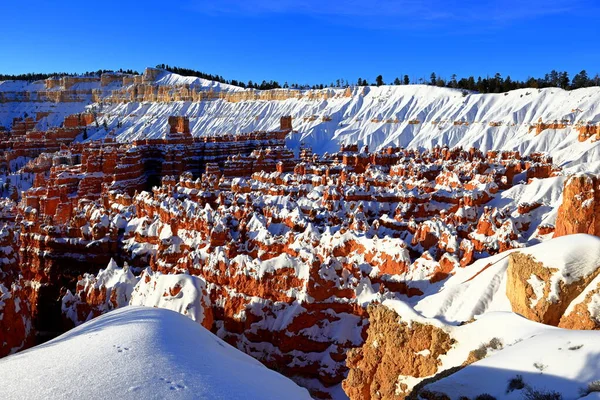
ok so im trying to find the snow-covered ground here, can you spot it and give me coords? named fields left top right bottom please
left=421, top=312, right=600, bottom=399
left=0, top=307, right=311, bottom=400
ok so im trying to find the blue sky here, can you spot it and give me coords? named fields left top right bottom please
left=1, top=0, right=598, bottom=84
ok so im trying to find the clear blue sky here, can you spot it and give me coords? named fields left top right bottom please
left=1, top=0, right=598, bottom=85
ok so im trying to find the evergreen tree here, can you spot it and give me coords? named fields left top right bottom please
left=403, top=75, right=410, bottom=85
left=393, top=77, right=401, bottom=85
left=572, top=70, right=590, bottom=89
left=375, top=75, right=384, bottom=86
left=449, top=74, right=457, bottom=88
left=547, top=70, right=559, bottom=87
left=467, top=76, right=476, bottom=90
left=559, top=71, right=570, bottom=89
left=430, top=72, right=437, bottom=85
left=504, top=75, right=513, bottom=92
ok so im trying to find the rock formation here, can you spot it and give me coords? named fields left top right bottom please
left=343, top=304, right=453, bottom=400
left=506, top=235, right=600, bottom=326
left=554, top=174, right=600, bottom=238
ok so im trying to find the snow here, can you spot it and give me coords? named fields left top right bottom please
left=130, top=269, right=211, bottom=325
left=424, top=315, right=600, bottom=399
left=517, top=234, right=600, bottom=303
left=527, top=274, right=545, bottom=308
left=487, top=175, right=566, bottom=242
left=564, top=272, right=600, bottom=319
left=517, top=234, right=600, bottom=281
left=379, top=300, right=600, bottom=399
left=413, top=250, right=515, bottom=322
left=0, top=307, right=311, bottom=400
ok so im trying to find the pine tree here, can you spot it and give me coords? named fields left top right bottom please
left=430, top=72, right=437, bottom=85
left=450, top=74, right=457, bottom=88
left=403, top=75, right=410, bottom=85
left=393, top=77, right=401, bottom=85
left=375, top=75, right=384, bottom=86
left=559, top=72, right=570, bottom=89
left=572, top=70, right=589, bottom=89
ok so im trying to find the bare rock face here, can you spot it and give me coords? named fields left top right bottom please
left=506, top=235, right=600, bottom=326
left=0, top=207, right=36, bottom=357
left=559, top=275, right=600, bottom=330
left=342, top=304, right=453, bottom=400
left=0, top=282, right=35, bottom=357
left=554, top=174, right=600, bottom=238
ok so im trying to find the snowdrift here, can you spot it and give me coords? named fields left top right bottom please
left=0, top=307, right=311, bottom=400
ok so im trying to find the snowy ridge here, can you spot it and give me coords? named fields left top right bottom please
left=0, top=307, right=311, bottom=400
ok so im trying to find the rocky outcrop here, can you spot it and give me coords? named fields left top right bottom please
left=554, top=174, right=600, bottom=238
left=506, top=235, right=600, bottom=326
left=558, top=274, right=600, bottom=330
left=528, top=119, right=567, bottom=135
left=343, top=304, right=453, bottom=400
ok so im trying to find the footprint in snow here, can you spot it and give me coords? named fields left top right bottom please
left=159, top=377, right=187, bottom=391
left=113, top=344, right=131, bottom=353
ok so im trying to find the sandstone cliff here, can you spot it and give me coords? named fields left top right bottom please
left=505, top=234, right=600, bottom=326
left=554, top=174, right=600, bottom=238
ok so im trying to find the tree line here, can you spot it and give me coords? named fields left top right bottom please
left=2, top=65, right=599, bottom=94
left=0, top=69, right=139, bottom=82
left=358, top=70, right=599, bottom=92
left=400, top=70, right=600, bottom=92
left=157, top=65, right=599, bottom=93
